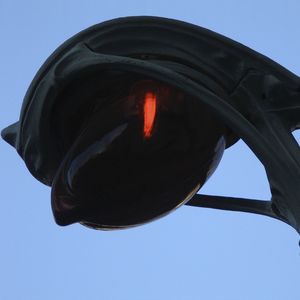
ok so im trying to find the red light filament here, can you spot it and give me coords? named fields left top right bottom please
left=143, top=92, right=157, bottom=138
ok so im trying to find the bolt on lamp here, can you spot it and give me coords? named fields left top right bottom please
left=2, top=17, right=300, bottom=232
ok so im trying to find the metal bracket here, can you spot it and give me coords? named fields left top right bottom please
left=187, top=70, right=300, bottom=233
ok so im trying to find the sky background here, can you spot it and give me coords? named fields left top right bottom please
left=1, top=1, right=300, bottom=299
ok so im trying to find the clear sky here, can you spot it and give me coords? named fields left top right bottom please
left=1, top=1, right=300, bottom=299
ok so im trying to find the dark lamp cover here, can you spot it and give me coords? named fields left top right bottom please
left=51, top=79, right=226, bottom=229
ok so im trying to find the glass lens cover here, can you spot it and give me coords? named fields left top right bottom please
left=51, top=79, right=226, bottom=229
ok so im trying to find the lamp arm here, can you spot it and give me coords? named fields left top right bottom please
left=186, top=194, right=288, bottom=224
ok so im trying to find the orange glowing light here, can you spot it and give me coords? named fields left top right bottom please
left=143, top=92, right=157, bottom=138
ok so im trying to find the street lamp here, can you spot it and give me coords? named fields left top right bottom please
left=2, top=16, right=300, bottom=233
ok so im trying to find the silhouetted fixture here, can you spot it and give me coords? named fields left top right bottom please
left=2, top=17, right=300, bottom=233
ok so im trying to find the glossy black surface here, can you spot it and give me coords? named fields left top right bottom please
left=51, top=80, right=226, bottom=229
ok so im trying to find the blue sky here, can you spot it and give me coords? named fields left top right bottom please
left=1, top=1, right=300, bottom=299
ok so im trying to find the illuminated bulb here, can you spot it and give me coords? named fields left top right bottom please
left=143, top=92, right=157, bottom=139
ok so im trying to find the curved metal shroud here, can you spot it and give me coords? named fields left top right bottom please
left=2, top=16, right=300, bottom=232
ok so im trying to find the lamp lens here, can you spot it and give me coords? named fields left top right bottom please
left=52, top=79, right=226, bottom=229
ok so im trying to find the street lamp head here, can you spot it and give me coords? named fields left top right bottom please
left=2, top=17, right=300, bottom=233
